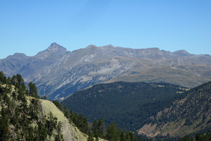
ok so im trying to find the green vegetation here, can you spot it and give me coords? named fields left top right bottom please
left=61, top=81, right=186, bottom=131
left=181, top=132, right=211, bottom=141
left=2, top=70, right=209, bottom=140
left=0, top=71, right=64, bottom=141
left=138, top=81, right=211, bottom=139
left=1, top=71, right=137, bottom=140
left=53, top=99, right=137, bottom=141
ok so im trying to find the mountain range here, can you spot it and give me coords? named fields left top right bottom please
left=1, top=43, right=211, bottom=100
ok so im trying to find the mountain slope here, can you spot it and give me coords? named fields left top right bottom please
left=0, top=43, right=68, bottom=82
left=138, top=81, right=211, bottom=138
left=40, top=99, right=87, bottom=141
left=0, top=53, right=30, bottom=77
left=0, top=72, right=87, bottom=141
left=34, top=44, right=211, bottom=100
left=61, top=81, right=187, bottom=131
left=1, top=43, right=211, bottom=100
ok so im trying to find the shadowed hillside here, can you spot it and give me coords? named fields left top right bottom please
left=61, top=81, right=187, bottom=131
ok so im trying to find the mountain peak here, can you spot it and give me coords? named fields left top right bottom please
left=6, top=53, right=28, bottom=59
left=102, top=44, right=115, bottom=49
left=13, top=53, right=27, bottom=57
left=35, top=43, right=68, bottom=59
left=86, top=44, right=97, bottom=48
left=47, top=43, right=67, bottom=53
left=173, top=50, right=192, bottom=56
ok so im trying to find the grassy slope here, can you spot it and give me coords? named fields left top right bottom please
left=40, top=99, right=107, bottom=141
left=107, top=66, right=210, bottom=88
left=39, top=99, right=88, bottom=141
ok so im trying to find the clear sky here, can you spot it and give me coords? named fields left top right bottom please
left=0, top=0, right=211, bottom=59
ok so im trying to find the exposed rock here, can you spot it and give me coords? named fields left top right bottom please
left=40, top=99, right=87, bottom=141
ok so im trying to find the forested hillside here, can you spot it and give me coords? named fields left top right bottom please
left=61, top=81, right=187, bottom=131
left=0, top=71, right=138, bottom=141
left=0, top=72, right=90, bottom=141
left=0, top=72, right=65, bottom=140
left=138, top=81, right=211, bottom=139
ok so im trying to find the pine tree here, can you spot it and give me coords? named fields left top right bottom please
left=53, top=100, right=63, bottom=111
left=106, top=123, right=119, bottom=141
left=28, top=82, right=39, bottom=98
left=120, top=131, right=126, bottom=141
left=87, top=131, right=94, bottom=141
left=0, top=71, right=6, bottom=83
left=98, top=118, right=105, bottom=138
left=0, top=111, right=10, bottom=140
left=92, top=120, right=99, bottom=137
left=46, top=112, right=58, bottom=137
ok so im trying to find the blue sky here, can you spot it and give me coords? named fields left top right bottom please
left=0, top=0, right=211, bottom=59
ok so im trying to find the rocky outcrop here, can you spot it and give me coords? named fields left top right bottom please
left=39, top=99, right=87, bottom=141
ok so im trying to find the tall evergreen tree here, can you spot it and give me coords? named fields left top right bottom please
left=106, top=123, right=119, bottom=141
left=120, top=131, right=126, bottom=141
left=92, top=120, right=99, bottom=137
left=0, top=112, right=9, bottom=140
left=28, top=82, right=39, bottom=98
left=0, top=71, right=6, bottom=83
left=87, top=131, right=94, bottom=141
left=98, top=118, right=105, bottom=138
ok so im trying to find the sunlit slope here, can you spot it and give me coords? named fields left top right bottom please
left=138, top=81, right=211, bottom=138
left=2, top=43, right=211, bottom=100
left=40, top=99, right=88, bottom=141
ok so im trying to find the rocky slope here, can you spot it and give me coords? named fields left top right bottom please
left=0, top=72, right=88, bottom=141
left=40, top=99, right=88, bottom=141
left=1, top=43, right=211, bottom=100
left=0, top=43, right=68, bottom=82
left=35, top=45, right=211, bottom=100
left=138, top=81, right=211, bottom=138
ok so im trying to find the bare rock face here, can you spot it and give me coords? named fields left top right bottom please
left=1, top=43, right=211, bottom=100
left=40, top=99, right=87, bottom=141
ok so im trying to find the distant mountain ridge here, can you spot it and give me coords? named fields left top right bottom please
left=0, top=43, right=68, bottom=82
left=1, top=43, right=211, bottom=100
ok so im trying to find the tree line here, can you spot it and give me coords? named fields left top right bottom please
left=0, top=71, right=64, bottom=141
left=53, top=100, right=137, bottom=141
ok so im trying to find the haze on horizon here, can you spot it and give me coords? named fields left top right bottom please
left=0, top=0, right=211, bottom=59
